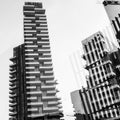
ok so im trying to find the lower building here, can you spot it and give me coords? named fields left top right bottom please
left=71, top=31, right=120, bottom=120
left=71, top=89, right=93, bottom=120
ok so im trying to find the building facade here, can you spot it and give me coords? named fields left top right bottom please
left=9, top=44, right=27, bottom=120
left=71, top=31, right=120, bottom=120
left=103, top=0, right=120, bottom=46
left=9, top=2, right=63, bottom=120
left=71, top=89, right=93, bottom=120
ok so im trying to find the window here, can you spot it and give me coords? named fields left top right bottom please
left=98, top=93, right=101, bottom=98
left=100, top=100, right=103, bottom=106
left=92, top=39, right=96, bottom=49
left=108, top=112, right=111, bottom=118
left=96, top=43, right=100, bottom=51
left=87, top=54, right=91, bottom=63
left=89, top=91, right=93, bottom=101
left=96, top=101, right=99, bottom=110
left=100, top=41, right=104, bottom=50
left=112, top=111, right=115, bottom=117
left=91, top=52, right=95, bottom=61
left=108, top=97, right=111, bottom=103
left=101, top=72, right=104, bottom=76
left=93, top=89, right=97, bottom=100
left=97, top=73, right=100, bottom=78
left=88, top=42, right=92, bottom=51
left=89, top=77, right=93, bottom=87
left=96, top=68, right=98, bottom=72
left=93, top=75, right=96, bottom=80
left=102, top=92, right=105, bottom=97
left=95, top=50, right=99, bottom=59
left=92, top=103, right=96, bottom=112
left=84, top=45, right=88, bottom=52
left=104, top=98, right=107, bottom=104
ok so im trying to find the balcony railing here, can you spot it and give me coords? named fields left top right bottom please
left=27, top=102, right=43, bottom=106
left=26, top=80, right=41, bottom=84
left=27, top=91, right=42, bottom=95
left=43, top=107, right=58, bottom=111
left=41, top=85, right=55, bottom=90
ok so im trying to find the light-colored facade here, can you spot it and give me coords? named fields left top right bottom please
left=71, top=31, right=120, bottom=120
left=103, top=0, right=120, bottom=46
left=82, top=31, right=120, bottom=120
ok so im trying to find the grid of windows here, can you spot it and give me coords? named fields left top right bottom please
left=82, top=31, right=120, bottom=120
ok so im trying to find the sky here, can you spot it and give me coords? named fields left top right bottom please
left=0, top=0, right=112, bottom=120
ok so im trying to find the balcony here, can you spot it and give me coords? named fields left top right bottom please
left=35, top=20, right=47, bottom=23
left=25, top=37, right=37, bottom=40
left=27, top=102, right=43, bottom=106
left=111, top=84, right=120, bottom=90
left=103, top=60, right=112, bottom=65
left=27, top=91, right=42, bottom=95
left=25, top=45, right=38, bottom=48
left=25, top=66, right=35, bottom=69
left=38, top=49, right=50, bottom=53
left=46, top=80, right=57, bottom=84
left=37, top=41, right=49, bottom=44
left=28, top=114, right=44, bottom=118
left=9, top=78, right=17, bottom=82
left=9, top=91, right=15, bottom=95
left=36, top=26, right=47, bottom=29
left=26, top=86, right=36, bottom=89
left=26, top=61, right=39, bottom=65
left=25, top=41, right=33, bottom=44
left=43, top=107, right=58, bottom=112
left=27, top=108, right=37, bottom=112
left=35, top=14, right=46, bottom=17
left=9, top=82, right=16, bottom=87
left=47, top=90, right=56, bottom=95
left=25, top=57, right=34, bottom=60
left=9, top=86, right=17, bottom=90
left=26, top=80, right=41, bottom=85
left=10, top=63, right=17, bottom=67
left=48, top=101, right=60, bottom=106
left=10, top=56, right=17, bottom=62
left=9, top=112, right=17, bottom=116
left=26, top=71, right=40, bottom=74
left=24, top=33, right=33, bottom=37
left=39, top=66, right=53, bottom=71
left=42, top=96, right=60, bottom=100
left=41, top=85, right=55, bottom=90
left=40, top=75, right=54, bottom=81
left=10, top=70, right=16, bottom=75
left=39, top=57, right=52, bottom=61
left=37, top=34, right=49, bottom=38
left=107, top=72, right=116, bottom=78
left=9, top=103, right=17, bottom=107
left=24, top=20, right=32, bottom=23
left=27, top=96, right=37, bottom=100
left=44, top=71, right=53, bottom=74
left=25, top=53, right=38, bottom=56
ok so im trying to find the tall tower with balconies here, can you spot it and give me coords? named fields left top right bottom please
left=9, top=2, right=63, bottom=120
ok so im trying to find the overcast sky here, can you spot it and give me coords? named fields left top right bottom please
left=0, top=0, right=111, bottom=120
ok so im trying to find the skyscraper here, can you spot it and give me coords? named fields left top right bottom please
left=9, top=2, right=63, bottom=120
left=71, top=31, right=120, bottom=120
left=103, top=0, right=120, bottom=46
